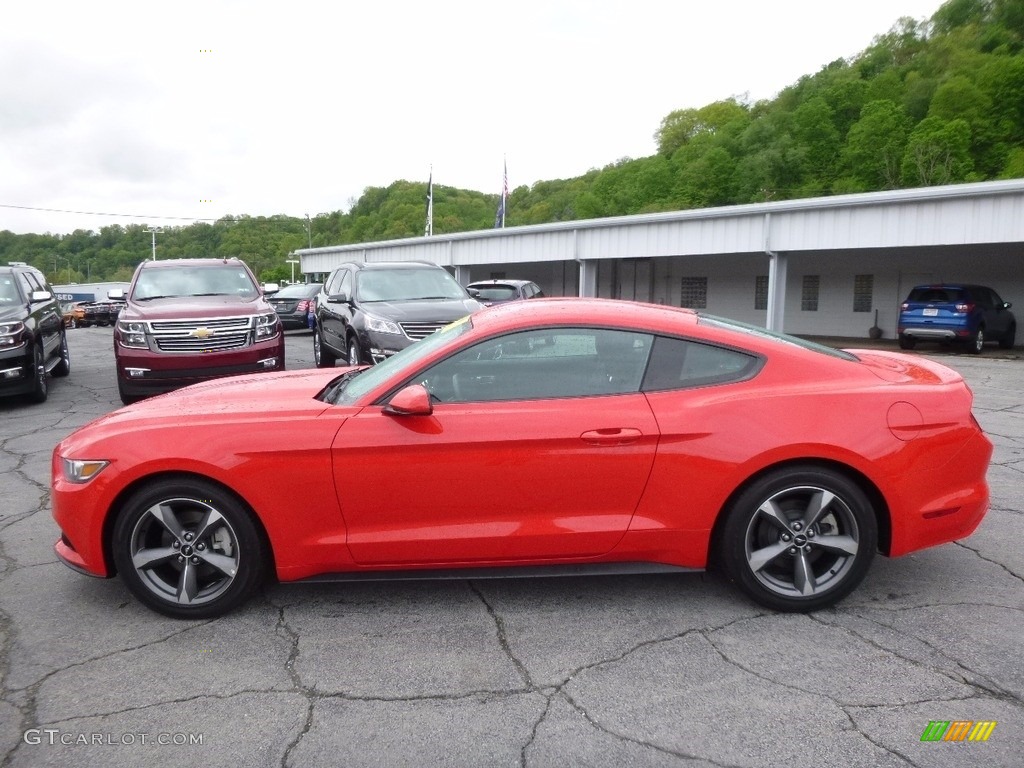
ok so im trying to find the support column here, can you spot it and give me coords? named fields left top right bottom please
left=577, top=260, right=598, bottom=298
left=454, top=265, right=472, bottom=286
left=766, top=251, right=787, bottom=332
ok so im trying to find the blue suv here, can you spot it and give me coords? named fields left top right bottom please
left=898, top=284, right=1016, bottom=354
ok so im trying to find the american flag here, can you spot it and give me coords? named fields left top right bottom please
left=494, top=159, right=508, bottom=228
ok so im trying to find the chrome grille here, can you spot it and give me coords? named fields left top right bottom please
left=149, top=316, right=253, bottom=353
left=400, top=322, right=446, bottom=340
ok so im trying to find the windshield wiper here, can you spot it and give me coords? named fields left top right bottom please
left=319, top=368, right=364, bottom=403
left=136, top=295, right=180, bottom=301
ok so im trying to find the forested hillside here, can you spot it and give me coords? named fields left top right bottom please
left=2, top=0, right=1022, bottom=284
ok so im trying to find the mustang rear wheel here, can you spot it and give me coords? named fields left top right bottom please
left=112, top=479, right=267, bottom=619
left=718, top=467, right=877, bottom=612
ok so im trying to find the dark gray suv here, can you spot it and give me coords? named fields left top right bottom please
left=0, top=264, right=70, bottom=403
left=313, top=261, right=481, bottom=367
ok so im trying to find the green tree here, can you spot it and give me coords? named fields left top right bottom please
left=901, top=116, right=975, bottom=184
left=654, top=99, right=749, bottom=156
left=842, top=100, right=912, bottom=189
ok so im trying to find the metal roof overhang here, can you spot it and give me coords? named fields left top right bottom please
left=296, top=179, right=1024, bottom=275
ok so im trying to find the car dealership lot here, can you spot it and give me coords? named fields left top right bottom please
left=1, top=327, right=1022, bottom=767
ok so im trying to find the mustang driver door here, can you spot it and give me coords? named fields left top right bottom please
left=331, top=328, right=660, bottom=565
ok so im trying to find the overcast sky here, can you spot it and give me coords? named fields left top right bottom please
left=1, top=0, right=945, bottom=236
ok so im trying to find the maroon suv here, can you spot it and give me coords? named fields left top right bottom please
left=113, top=258, right=285, bottom=404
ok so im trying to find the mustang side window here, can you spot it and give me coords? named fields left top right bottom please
left=642, top=336, right=761, bottom=391
left=419, top=328, right=653, bottom=403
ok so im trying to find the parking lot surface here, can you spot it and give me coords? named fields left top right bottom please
left=1, top=327, right=1021, bottom=767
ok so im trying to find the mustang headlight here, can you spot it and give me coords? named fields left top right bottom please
left=62, top=458, right=110, bottom=484
left=365, top=314, right=402, bottom=335
left=116, top=320, right=148, bottom=348
left=255, top=312, right=279, bottom=341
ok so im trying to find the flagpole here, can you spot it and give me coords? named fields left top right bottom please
left=424, top=165, right=433, bottom=237
left=494, top=156, right=508, bottom=229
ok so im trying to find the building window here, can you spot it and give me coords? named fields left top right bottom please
left=680, top=277, right=707, bottom=309
left=801, top=275, right=819, bottom=311
left=754, top=275, right=768, bottom=310
left=853, top=274, right=873, bottom=312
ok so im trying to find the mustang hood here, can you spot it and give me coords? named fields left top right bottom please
left=62, top=369, right=353, bottom=451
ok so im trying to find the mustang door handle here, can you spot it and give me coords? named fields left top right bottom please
left=580, top=428, right=643, bottom=446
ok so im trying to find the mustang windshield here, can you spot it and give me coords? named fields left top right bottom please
left=327, top=316, right=473, bottom=404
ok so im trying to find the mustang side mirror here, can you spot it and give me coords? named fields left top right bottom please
left=383, top=384, right=433, bottom=416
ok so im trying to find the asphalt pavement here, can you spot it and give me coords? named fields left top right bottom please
left=1, top=326, right=1021, bottom=768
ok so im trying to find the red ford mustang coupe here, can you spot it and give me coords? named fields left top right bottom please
left=51, top=298, right=992, bottom=619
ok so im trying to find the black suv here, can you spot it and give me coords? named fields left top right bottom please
left=0, top=264, right=70, bottom=403
left=314, top=261, right=482, bottom=367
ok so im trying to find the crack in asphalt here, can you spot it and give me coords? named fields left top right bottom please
left=558, top=688, right=744, bottom=768
left=810, top=610, right=1016, bottom=703
left=953, top=539, right=1024, bottom=583
left=468, top=581, right=534, bottom=689
left=841, top=608, right=1024, bottom=706
left=276, top=604, right=315, bottom=768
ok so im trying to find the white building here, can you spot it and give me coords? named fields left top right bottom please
left=51, top=282, right=131, bottom=304
left=296, top=180, right=1024, bottom=340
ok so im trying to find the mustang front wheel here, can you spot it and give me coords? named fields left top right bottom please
left=718, top=467, right=877, bottom=612
left=112, top=479, right=267, bottom=619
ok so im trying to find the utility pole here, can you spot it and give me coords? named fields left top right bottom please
left=304, top=214, right=312, bottom=248
left=145, top=226, right=164, bottom=260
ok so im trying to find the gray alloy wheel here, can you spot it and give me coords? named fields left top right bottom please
left=348, top=337, right=362, bottom=366
left=313, top=328, right=335, bottom=368
left=719, top=467, right=877, bottom=612
left=52, top=330, right=70, bottom=377
left=968, top=327, right=985, bottom=354
left=112, top=479, right=266, bottom=619
left=27, top=343, right=48, bottom=403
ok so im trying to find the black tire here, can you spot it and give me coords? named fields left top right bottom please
left=313, top=328, right=335, bottom=368
left=52, top=330, right=70, bottom=377
left=111, top=478, right=267, bottom=619
left=897, top=334, right=915, bottom=350
left=27, top=343, right=48, bottom=404
left=968, top=327, right=985, bottom=355
left=717, top=466, right=877, bottom=612
left=117, top=377, right=136, bottom=406
left=998, top=323, right=1016, bottom=350
left=348, top=336, right=363, bottom=366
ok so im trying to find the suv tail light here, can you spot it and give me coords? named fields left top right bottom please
left=954, top=302, right=974, bottom=313
left=900, top=302, right=909, bottom=310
